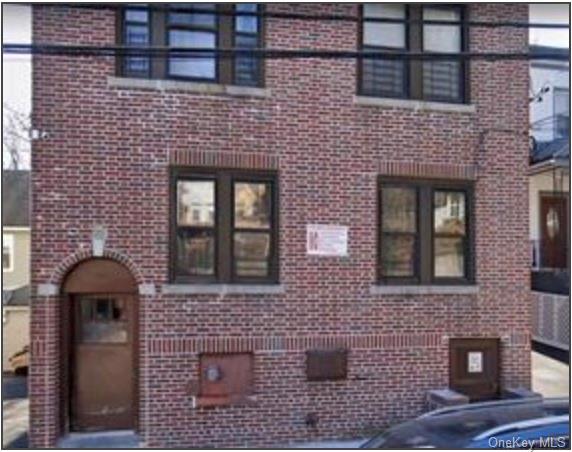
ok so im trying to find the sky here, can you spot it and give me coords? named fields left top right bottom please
left=1, top=3, right=570, bottom=168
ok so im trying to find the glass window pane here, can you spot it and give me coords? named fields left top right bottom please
left=170, top=57, right=216, bottom=78
left=169, top=3, right=215, bottom=27
left=235, top=34, right=259, bottom=86
left=178, top=180, right=215, bottom=227
left=362, top=55, right=406, bottom=97
left=236, top=4, right=258, bottom=33
left=434, top=191, right=466, bottom=235
left=363, top=4, right=406, bottom=48
left=423, top=61, right=461, bottom=102
left=111, top=299, right=126, bottom=321
left=381, top=234, right=415, bottom=277
left=382, top=187, right=416, bottom=233
left=169, top=12, right=216, bottom=27
left=169, top=30, right=216, bottom=78
left=423, top=8, right=461, bottom=52
left=234, top=182, right=271, bottom=229
left=234, top=232, right=270, bottom=277
left=95, top=299, right=111, bottom=320
left=126, top=9, right=149, bottom=23
left=126, top=24, right=149, bottom=45
left=177, top=230, right=215, bottom=276
left=434, top=237, right=464, bottom=277
left=80, top=298, right=128, bottom=344
left=125, top=20, right=150, bottom=74
left=80, top=299, right=93, bottom=321
left=235, top=33, right=257, bottom=48
left=126, top=56, right=149, bottom=74
left=169, top=30, right=216, bottom=48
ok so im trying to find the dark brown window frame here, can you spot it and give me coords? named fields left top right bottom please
left=171, top=167, right=279, bottom=285
left=118, top=4, right=264, bottom=87
left=358, top=4, right=469, bottom=104
left=378, top=177, right=475, bottom=285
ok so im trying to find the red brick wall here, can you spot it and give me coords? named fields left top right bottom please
left=30, top=4, right=531, bottom=447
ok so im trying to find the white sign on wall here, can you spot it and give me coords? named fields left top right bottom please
left=306, top=224, right=348, bottom=257
left=467, top=351, right=484, bottom=373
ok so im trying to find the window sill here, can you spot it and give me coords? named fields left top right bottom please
left=354, top=95, right=476, bottom=114
left=108, top=76, right=271, bottom=99
left=162, top=284, right=285, bottom=295
left=370, top=285, right=479, bottom=296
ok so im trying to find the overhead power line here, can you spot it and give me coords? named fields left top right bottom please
left=30, top=3, right=571, bottom=29
left=3, top=44, right=570, bottom=61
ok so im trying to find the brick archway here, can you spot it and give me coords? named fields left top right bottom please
left=49, top=249, right=144, bottom=289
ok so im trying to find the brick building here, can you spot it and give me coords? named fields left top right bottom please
left=30, top=3, right=531, bottom=448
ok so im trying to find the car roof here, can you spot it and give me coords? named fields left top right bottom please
left=365, top=398, right=569, bottom=449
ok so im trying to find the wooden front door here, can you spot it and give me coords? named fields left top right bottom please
left=449, top=338, right=500, bottom=402
left=540, top=195, right=568, bottom=269
left=71, top=295, right=135, bottom=431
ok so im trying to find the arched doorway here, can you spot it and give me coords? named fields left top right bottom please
left=61, top=258, right=138, bottom=432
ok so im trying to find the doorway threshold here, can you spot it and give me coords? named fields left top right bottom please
left=58, top=430, right=140, bottom=449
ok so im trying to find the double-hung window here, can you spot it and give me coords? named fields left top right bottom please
left=123, top=7, right=151, bottom=77
left=173, top=169, right=278, bottom=284
left=361, top=4, right=408, bottom=98
left=168, top=4, right=218, bottom=80
left=379, top=179, right=473, bottom=284
left=360, top=4, right=467, bottom=103
left=120, top=4, right=264, bottom=86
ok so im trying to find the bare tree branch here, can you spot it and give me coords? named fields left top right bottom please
left=2, top=103, right=31, bottom=170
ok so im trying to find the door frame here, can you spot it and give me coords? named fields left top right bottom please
left=60, top=258, right=139, bottom=434
left=538, top=191, right=569, bottom=270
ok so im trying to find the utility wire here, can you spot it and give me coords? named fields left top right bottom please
left=3, top=44, right=570, bottom=61
left=30, top=3, right=571, bottom=29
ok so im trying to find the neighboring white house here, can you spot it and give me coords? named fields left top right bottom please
left=529, top=45, right=569, bottom=353
left=2, top=170, right=31, bottom=371
left=530, top=45, right=570, bottom=144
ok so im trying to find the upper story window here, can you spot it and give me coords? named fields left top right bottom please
left=172, top=169, right=278, bottom=284
left=123, top=7, right=151, bottom=77
left=360, top=4, right=467, bottom=104
left=120, top=4, right=263, bottom=87
left=378, top=179, right=474, bottom=285
left=553, top=87, right=570, bottom=138
left=3, top=234, right=14, bottom=273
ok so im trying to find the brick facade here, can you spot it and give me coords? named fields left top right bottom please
left=30, top=4, right=531, bottom=447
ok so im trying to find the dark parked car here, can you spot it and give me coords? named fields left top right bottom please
left=362, top=397, right=569, bottom=449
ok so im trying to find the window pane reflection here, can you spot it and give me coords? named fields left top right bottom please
left=381, top=234, right=415, bottom=277
left=382, top=187, right=417, bottom=233
left=234, top=182, right=271, bottom=229
left=177, top=229, right=215, bottom=276
left=80, top=298, right=128, bottom=343
left=234, top=232, right=270, bottom=277
left=434, top=237, right=464, bottom=277
left=235, top=3, right=258, bottom=33
left=434, top=191, right=466, bottom=235
left=178, top=180, right=215, bottom=227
